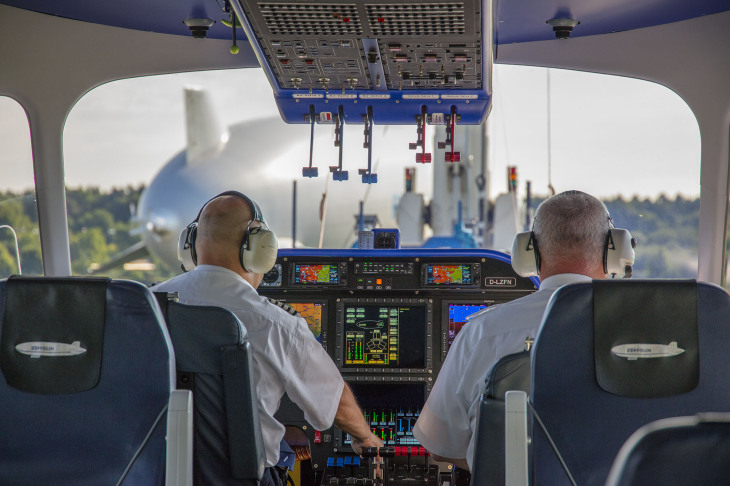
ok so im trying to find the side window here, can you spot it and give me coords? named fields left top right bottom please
left=0, top=97, right=42, bottom=277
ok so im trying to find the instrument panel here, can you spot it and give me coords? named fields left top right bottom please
left=260, top=248, right=537, bottom=481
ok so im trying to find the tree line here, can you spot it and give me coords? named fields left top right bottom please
left=0, top=186, right=174, bottom=283
left=0, top=187, right=701, bottom=282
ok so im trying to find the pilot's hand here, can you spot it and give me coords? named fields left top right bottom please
left=350, top=432, right=384, bottom=456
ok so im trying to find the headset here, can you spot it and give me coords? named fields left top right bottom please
left=177, top=190, right=279, bottom=274
left=511, top=217, right=636, bottom=278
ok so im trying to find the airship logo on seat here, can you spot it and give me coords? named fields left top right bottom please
left=611, top=341, right=685, bottom=360
left=15, top=341, right=87, bottom=358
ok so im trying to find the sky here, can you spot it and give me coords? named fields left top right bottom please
left=0, top=64, right=701, bottom=200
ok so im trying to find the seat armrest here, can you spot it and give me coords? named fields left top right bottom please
left=505, top=391, right=529, bottom=486
left=166, top=390, right=193, bottom=486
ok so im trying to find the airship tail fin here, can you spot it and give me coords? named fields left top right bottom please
left=185, top=86, right=229, bottom=165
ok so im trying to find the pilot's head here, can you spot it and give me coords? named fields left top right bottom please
left=532, top=190, right=612, bottom=279
left=189, top=191, right=278, bottom=284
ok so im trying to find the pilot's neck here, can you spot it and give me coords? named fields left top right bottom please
left=198, top=254, right=261, bottom=289
left=540, top=263, right=606, bottom=280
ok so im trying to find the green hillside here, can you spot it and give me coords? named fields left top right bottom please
left=0, top=188, right=702, bottom=283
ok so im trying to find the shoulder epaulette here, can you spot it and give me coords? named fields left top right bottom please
left=267, top=297, right=299, bottom=316
left=524, top=337, right=534, bottom=352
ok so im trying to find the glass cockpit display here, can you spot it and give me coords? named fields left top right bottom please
left=344, top=383, right=425, bottom=447
left=424, top=264, right=477, bottom=286
left=342, top=303, right=426, bottom=369
left=447, top=303, right=488, bottom=347
left=287, top=301, right=325, bottom=342
left=293, top=263, right=339, bottom=285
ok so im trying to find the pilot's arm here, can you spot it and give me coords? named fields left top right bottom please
left=413, top=325, right=479, bottom=471
left=334, top=382, right=384, bottom=454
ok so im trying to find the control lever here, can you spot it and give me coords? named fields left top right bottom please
left=362, top=447, right=381, bottom=485
left=302, top=105, right=319, bottom=177
left=437, top=106, right=461, bottom=163
left=409, top=105, right=431, bottom=164
left=359, top=106, right=377, bottom=184
left=330, top=105, right=348, bottom=181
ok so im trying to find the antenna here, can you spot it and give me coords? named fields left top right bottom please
left=546, top=69, right=556, bottom=195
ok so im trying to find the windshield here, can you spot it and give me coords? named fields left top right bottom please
left=0, top=66, right=702, bottom=282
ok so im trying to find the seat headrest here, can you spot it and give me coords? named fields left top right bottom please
left=593, top=280, right=699, bottom=398
left=1, top=276, right=108, bottom=394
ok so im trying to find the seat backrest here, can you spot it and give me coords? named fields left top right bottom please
left=155, top=293, right=266, bottom=485
left=529, top=280, right=730, bottom=485
left=471, top=350, right=531, bottom=486
left=605, top=413, right=730, bottom=486
left=0, top=276, right=175, bottom=486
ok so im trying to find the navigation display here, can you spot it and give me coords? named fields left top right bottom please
left=342, top=303, right=427, bottom=368
left=344, top=383, right=425, bottom=447
left=287, top=301, right=325, bottom=342
left=446, top=302, right=488, bottom=347
left=292, top=263, right=339, bottom=285
left=424, top=264, right=476, bottom=285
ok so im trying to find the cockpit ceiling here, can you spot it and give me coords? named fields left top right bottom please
left=2, top=0, right=729, bottom=44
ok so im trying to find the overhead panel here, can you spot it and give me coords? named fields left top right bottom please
left=232, top=0, right=492, bottom=124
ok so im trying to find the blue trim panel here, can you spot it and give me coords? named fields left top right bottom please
left=274, top=96, right=491, bottom=125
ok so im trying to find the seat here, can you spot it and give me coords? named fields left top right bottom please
left=155, top=292, right=266, bottom=485
left=470, top=350, right=530, bottom=486
left=505, top=279, right=730, bottom=485
left=0, top=276, right=191, bottom=486
left=605, top=413, right=730, bottom=486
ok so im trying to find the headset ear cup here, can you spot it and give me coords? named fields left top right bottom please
left=604, top=228, right=636, bottom=277
left=511, top=232, right=540, bottom=277
left=177, top=224, right=198, bottom=272
left=603, top=230, right=612, bottom=274
left=241, top=226, right=279, bottom=274
left=532, top=234, right=541, bottom=274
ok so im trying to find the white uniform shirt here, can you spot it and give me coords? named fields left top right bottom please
left=412, top=273, right=591, bottom=470
left=154, top=265, right=345, bottom=466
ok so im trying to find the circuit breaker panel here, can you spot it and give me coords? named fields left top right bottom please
left=232, top=0, right=492, bottom=124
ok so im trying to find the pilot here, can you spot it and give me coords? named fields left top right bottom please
left=153, top=191, right=383, bottom=486
left=413, top=190, right=621, bottom=471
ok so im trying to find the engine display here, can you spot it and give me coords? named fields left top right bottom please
left=342, top=303, right=427, bottom=369
left=344, top=383, right=425, bottom=447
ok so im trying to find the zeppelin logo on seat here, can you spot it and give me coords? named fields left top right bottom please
left=15, top=341, right=87, bottom=358
left=611, top=341, right=685, bottom=360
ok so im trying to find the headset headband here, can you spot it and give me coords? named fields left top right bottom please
left=512, top=196, right=631, bottom=278
left=192, top=190, right=265, bottom=226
